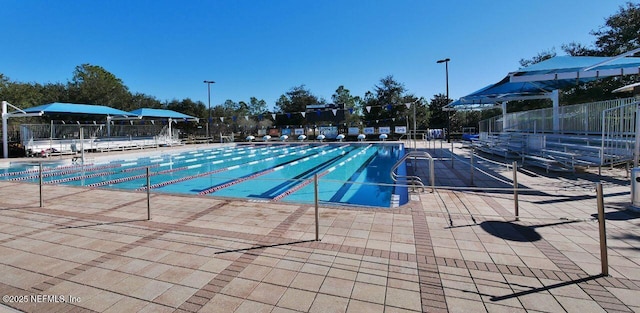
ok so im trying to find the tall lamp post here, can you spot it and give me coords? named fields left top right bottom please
left=203, top=80, right=215, bottom=141
left=436, top=58, right=450, bottom=142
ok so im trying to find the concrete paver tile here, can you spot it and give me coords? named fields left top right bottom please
left=262, top=268, right=297, bottom=287
left=385, top=287, right=422, bottom=311
left=555, top=295, right=607, bottom=313
left=309, top=294, right=349, bottom=313
left=234, top=300, right=274, bottom=313
left=346, top=299, right=384, bottom=313
left=153, top=285, right=197, bottom=308
left=351, top=281, right=386, bottom=304
left=200, top=294, right=243, bottom=313
left=277, top=288, right=316, bottom=312
left=320, top=277, right=355, bottom=298
left=220, top=278, right=259, bottom=298
left=247, top=283, right=287, bottom=305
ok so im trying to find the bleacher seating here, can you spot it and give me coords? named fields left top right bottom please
left=472, top=131, right=634, bottom=172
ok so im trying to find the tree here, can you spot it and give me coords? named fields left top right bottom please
left=274, top=85, right=320, bottom=126
left=67, top=64, right=131, bottom=109
left=427, top=94, right=449, bottom=129
left=561, top=42, right=594, bottom=56
left=130, top=93, right=163, bottom=111
left=331, top=85, right=361, bottom=126
left=248, top=97, right=267, bottom=116
left=519, top=48, right=556, bottom=68
left=591, top=2, right=640, bottom=56
left=362, top=76, right=409, bottom=126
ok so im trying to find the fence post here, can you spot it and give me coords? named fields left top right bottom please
left=513, top=161, right=519, bottom=221
left=451, top=142, right=454, bottom=168
left=39, top=162, right=43, bottom=208
left=596, top=183, right=608, bottom=276
left=470, top=147, right=474, bottom=185
left=429, top=158, right=435, bottom=193
left=146, top=167, right=151, bottom=220
left=314, top=174, right=319, bottom=241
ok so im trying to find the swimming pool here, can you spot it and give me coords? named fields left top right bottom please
left=0, top=143, right=408, bottom=207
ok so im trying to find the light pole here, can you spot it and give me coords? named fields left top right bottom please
left=437, top=58, right=450, bottom=142
left=203, top=80, right=215, bottom=141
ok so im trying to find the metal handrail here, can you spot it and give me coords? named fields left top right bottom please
left=390, top=151, right=434, bottom=192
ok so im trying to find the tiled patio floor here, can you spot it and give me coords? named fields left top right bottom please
left=0, top=141, right=639, bottom=312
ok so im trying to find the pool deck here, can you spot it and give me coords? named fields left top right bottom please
left=0, top=140, right=639, bottom=312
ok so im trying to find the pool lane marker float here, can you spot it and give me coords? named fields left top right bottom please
left=6, top=162, right=127, bottom=181
left=54, top=164, right=152, bottom=185
left=0, top=162, right=97, bottom=178
left=198, top=145, right=328, bottom=195
left=5, top=145, right=252, bottom=181
left=271, top=144, right=372, bottom=202
left=140, top=144, right=319, bottom=191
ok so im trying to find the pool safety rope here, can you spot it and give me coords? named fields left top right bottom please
left=137, top=166, right=230, bottom=191
left=7, top=163, right=121, bottom=181
left=42, top=145, right=272, bottom=186
left=0, top=162, right=96, bottom=178
left=198, top=168, right=276, bottom=195
left=45, top=171, right=114, bottom=184
left=141, top=145, right=319, bottom=192
left=198, top=145, right=325, bottom=195
left=271, top=145, right=372, bottom=201
left=44, top=163, right=162, bottom=184
left=88, top=165, right=194, bottom=188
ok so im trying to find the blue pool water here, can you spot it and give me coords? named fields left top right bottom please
left=0, top=143, right=408, bottom=207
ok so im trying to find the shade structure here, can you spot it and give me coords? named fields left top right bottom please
left=128, top=108, right=198, bottom=121
left=509, top=55, right=640, bottom=83
left=22, top=102, right=132, bottom=116
left=449, top=54, right=640, bottom=110
left=447, top=76, right=567, bottom=110
left=612, top=82, right=640, bottom=94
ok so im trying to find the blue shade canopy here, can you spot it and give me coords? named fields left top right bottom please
left=447, top=76, right=571, bottom=110
left=22, top=102, right=132, bottom=116
left=449, top=55, right=640, bottom=110
left=128, top=108, right=198, bottom=120
left=509, top=55, right=640, bottom=82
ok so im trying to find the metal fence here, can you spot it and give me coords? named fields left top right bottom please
left=479, top=96, right=640, bottom=135
left=19, top=123, right=181, bottom=155
left=476, top=96, right=639, bottom=169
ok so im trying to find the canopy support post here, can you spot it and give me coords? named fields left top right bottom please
left=2, top=101, right=8, bottom=159
left=552, top=89, right=560, bottom=133
left=501, top=101, right=508, bottom=131
left=168, top=118, right=173, bottom=146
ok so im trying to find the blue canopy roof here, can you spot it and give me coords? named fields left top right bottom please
left=510, top=55, right=640, bottom=79
left=23, top=102, right=132, bottom=116
left=449, top=55, right=640, bottom=110
left=128, top=108, right=198, bottom=121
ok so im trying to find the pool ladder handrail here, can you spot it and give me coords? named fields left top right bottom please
left=391, top=151, right=435, bottom=192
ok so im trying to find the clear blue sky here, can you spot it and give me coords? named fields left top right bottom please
left=1, top=1, right=631, bottom=109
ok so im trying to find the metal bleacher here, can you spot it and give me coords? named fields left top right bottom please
left=20, top=123, right=182, bottom=157
left=474, top=97, right=639, bottom=172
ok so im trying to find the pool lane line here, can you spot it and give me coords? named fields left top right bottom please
left=328, top=152, right=378, bottom=203
left=3, top=145, right=274, bottom=183
left=10, top=162, right=163, bottom=183
left=253, top=146, right=356, bottom=198
left=0, top=162, right=98, bottom=178
left=45, top=163, right=164, bottom=185
left=88, top=145, right=302, bottom=188
left=198, top=145, right=331, bottom=195
left=140, top=144, right=322, bottom=192
left=6, top=162, right=129, bottom=182
left=271, top=145, right=373, bottom=202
